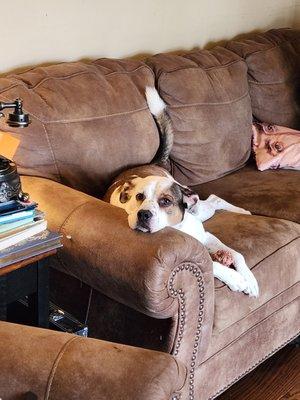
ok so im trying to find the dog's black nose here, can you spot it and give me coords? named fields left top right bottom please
left=137, top=209, right=153, bottom=223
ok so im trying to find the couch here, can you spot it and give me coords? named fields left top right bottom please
left=0, top=28, right=299, bottom=399
left=0, top=321, right=185, bottom=399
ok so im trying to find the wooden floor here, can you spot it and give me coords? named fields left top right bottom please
left=217, top=344, right=300, bottom=400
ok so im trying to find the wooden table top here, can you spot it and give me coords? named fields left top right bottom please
left=0, top=249, right=57, bottom=277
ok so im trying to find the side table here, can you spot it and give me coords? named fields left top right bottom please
left=0, top=250, right=56, bottom=328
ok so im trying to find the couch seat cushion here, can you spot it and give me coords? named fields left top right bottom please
left=203, top=212, right=300, bottom=333
left=193, top=161, right=300, bottom=223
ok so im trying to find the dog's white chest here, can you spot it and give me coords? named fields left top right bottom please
left=174, top=212, right=207, bottom=243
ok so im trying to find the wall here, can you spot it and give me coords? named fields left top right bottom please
left=1, top=0, right=297, bottom=73
left=294, top=0, right=300, bottom=27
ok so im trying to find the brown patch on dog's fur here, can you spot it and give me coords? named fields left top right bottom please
left=118, top=180, right=136, bottom=203
left=104, top=165, right=168, bottom=203
left=160, top=183, right=185, bottom=226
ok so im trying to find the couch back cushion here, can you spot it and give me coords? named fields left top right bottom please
left=226, top=28, right=300, bottom=129
left=0, top=60, right=159, bottom=197
left=148, top=47, right=253, bottom=186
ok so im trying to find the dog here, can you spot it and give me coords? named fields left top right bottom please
left=106, top=88, right=259, bottom=297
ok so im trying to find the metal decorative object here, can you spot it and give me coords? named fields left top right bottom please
left=0, top=157, right=21, bottom=202
left=0, top=98, right=30, bottom=202
left=0, top=98, right=30, bottom=128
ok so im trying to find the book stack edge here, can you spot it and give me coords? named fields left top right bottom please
left=0, top=200, right=62, bottom=268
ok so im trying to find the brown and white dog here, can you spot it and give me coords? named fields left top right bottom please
left=106, top=88, right=259, bottom=297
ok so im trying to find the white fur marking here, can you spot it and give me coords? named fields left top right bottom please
left=145, top=86, right=166, bottom=116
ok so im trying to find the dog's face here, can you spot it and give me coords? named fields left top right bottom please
left=110, top=175, right=199, bottom=232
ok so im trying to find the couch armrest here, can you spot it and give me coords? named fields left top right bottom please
left=0, top=321, right=186, bottom=400
left=22, top=176, right=214, bottom=368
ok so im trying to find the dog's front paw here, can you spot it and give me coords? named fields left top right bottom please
left=234, top=258, right=259, bottom=298
left=226, top=269, right=248, bottom=293
left=243, top=271, right=259, bottom=298
left=237, top=265, right=259, bottom=297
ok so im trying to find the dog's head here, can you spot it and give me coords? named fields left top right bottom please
left=110, top=175, right=199, bottom=232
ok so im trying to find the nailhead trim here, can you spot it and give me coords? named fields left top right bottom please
left=169, top=272, right=299, bottom=400
left=168, top=263, right=204, bottom=400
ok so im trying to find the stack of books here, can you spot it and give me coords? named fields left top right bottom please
left=0, top=200, right=62, bottom=268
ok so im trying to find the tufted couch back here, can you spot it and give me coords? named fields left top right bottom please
left=0, top=28, right=299, bottom=195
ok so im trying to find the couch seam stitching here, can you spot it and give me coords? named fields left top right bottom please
left=54, top=200, right=101, bottom=275
left=202, top=297, right=300, bottom=365
left=172, top=355, right=188, bottom=392
left=208, top=331, right=300, bottom=400
left=0, top=65, right=152, bottom=93
left=0, top=100, right=149, bottom=123
left=0, top=93, right=61, bottom=181
left=155, top=58, right=245, bottom=79
left=59, top=200, right=93, bottom=231
left=236, top=36, right=300, bottom=59
left=249, top=80, right=292, bottom=85
left=167, top=91, right=249, bottom=109
left=44, top=336, right=80, bottom=399
left=42, top=123, right=62, bottom=182
left=250, top=236, right=300, bottom=270
left=218, top=281, right=299, bottom=334
left=215, top=236, right=300, bottom=290
left=45, top=106, right=149, bottom=124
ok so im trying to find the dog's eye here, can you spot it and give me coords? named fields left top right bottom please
left=136, top=193, right=145, bottom=201
left=159, top=197, right=172, bottom=207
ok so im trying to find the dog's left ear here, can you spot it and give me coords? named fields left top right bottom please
left=180, top=185, right=199, bottom=211
left=116, top=175, right=138, bottom=204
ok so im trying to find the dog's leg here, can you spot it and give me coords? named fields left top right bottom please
left=206, top=194, right=251, bottom=215
left=204, top=232, right=259, bottom=297
left=189, top=195, right=251, bottom=223
left=189, top=200, right=216, bottom=222
left=213, top=261, right=248, bottom=292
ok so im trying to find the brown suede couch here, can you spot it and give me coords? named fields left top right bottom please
left=0, top=28, right=299, bottom=400
left=0, top=321, right=185, bottom=400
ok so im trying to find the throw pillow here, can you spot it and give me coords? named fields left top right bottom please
left=252, top=122, right=300, bottom=171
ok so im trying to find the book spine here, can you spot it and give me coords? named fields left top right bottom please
left=0, top=220, right=47, bottom=251
left=0, top=243, right=62, bottom=268
left=0, top=210, right=35, bottom=225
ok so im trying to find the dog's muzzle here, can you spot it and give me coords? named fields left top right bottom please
left=137, top=209, right=153, bottom=225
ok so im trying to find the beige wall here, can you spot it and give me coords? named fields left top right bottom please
left=1, top=0, right=297, bottom=73
left=294, top=0, right=300, bottom=27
